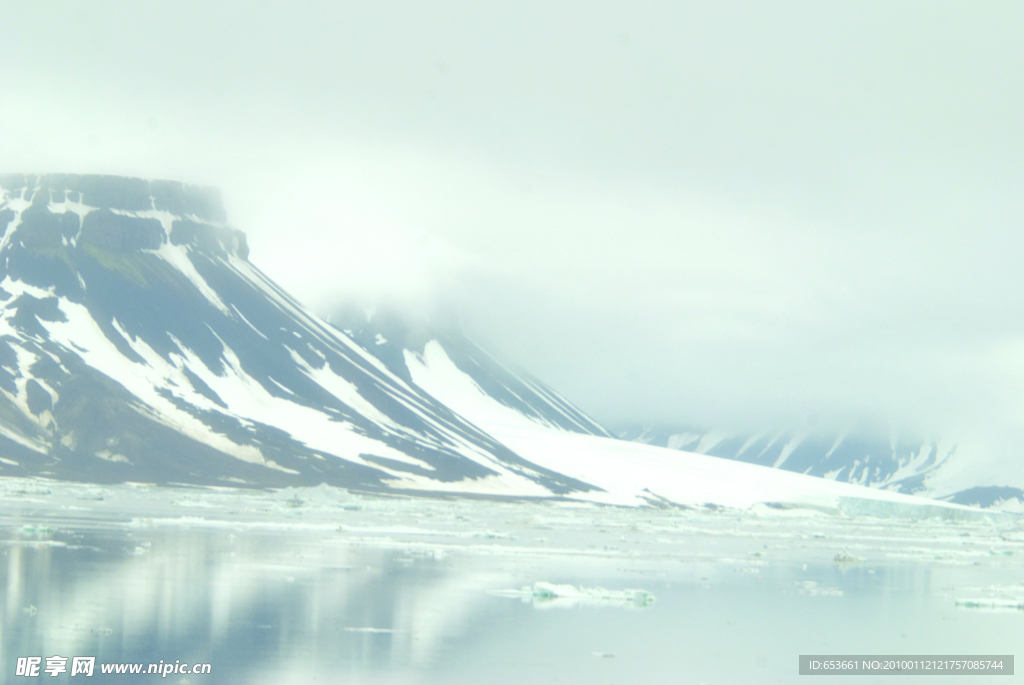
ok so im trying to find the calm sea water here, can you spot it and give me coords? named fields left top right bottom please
left=3, top=488, right=1023, bottom=684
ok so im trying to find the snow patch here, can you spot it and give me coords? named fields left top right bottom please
left=147, top=242, right=231, bottom=315
left=41, top=300, right=272, bottom=469
left=695, top=431, right=730, bottom=455
left=666, top=432, right=700, bottom=450
left=0, top=188, right=33, bottom=253
left=47, top=192, right=97, bottom=236
left=285, top=346, right=400, bottom=431
left=774, top=433, right=807, bottom=469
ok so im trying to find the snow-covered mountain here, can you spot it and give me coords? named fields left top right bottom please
left=0, top=174, right=982, bottom=514
left=0, top=173, right=598, bottom=496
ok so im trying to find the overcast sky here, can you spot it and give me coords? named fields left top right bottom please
left=3, top=2, right=1024, bottom=460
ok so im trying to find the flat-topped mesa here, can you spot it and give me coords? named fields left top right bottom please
left=0, top=174, right=248, bottom=261
left=0, top=173, right=227, bottom=221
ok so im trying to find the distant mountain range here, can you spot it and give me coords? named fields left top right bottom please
left=616, top=423, right=950, bottom=490
left=0, top=174, right=998, bottom=513
left=611, top=422, right=1023, bottom=509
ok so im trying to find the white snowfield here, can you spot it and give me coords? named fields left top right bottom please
left=405, top=341, right=982, bottom=515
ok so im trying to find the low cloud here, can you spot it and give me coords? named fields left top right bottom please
left=3, top=0, right=1023, bottom=472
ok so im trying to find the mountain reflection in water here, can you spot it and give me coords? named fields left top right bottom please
left=3, top=484, right=1024, bottom=683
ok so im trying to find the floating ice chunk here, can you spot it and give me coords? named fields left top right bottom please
left=471, top=531, right=513, bottom=540
left=833, top=549, right=862, bottom=564
left=343, top=627, right=407, bottom=634
left=270, top=484, right=362, bottom=509
left=954, top=598, right=1024, bottom=611
left=490, top=582, right=655, bottom=609
left=797, top=581, right=843, bottom=597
